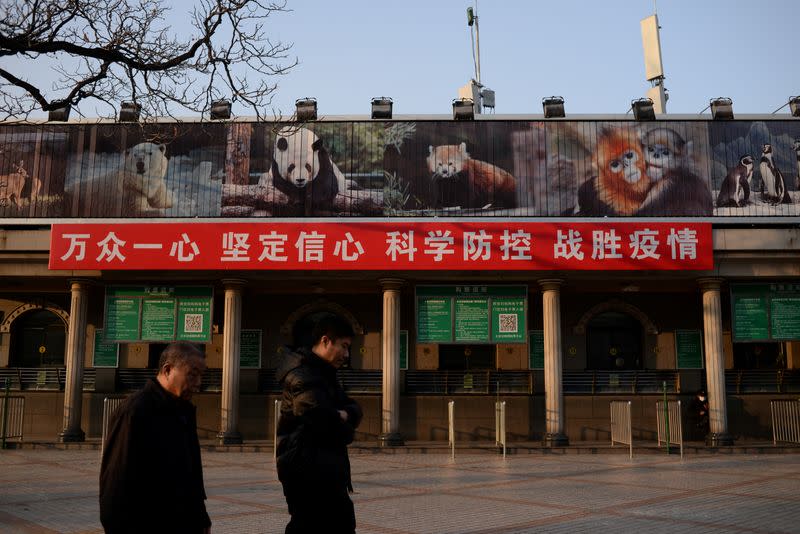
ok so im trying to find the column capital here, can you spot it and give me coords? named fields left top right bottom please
left=68, top=279, right=94, bottom=290
left=538, top=278, right=564, bottom=292
left=222, top=278, right=248, bottom=290
left=379, top=278, right=405, bottom=291
left=697, top=277, right=725, bottom=292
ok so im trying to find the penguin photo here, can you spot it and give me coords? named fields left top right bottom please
left=759, top=144, right=791, bottom=204
left=716, top=155, right=754, bottom=208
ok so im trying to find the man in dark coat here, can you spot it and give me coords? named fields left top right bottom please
left=276, top=315, right=363, bottom=534
left=99, top=342, right=211, bottom=534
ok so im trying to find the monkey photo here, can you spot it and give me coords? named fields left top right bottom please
left=574, top=126, right=651, bottom=216
left=716, top=155, right=754, bottom=208
left=635, top=127, right=713, bottom=216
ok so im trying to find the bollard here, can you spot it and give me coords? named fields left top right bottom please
left=495, top=400, right=506, bottom=459
left=273, top=399, right=281, bottom=460
left=1, top=378, right=10, bottom=450
left=663, top=381, right=670, bottom=455
left=448, top=400, right=455, bottom=460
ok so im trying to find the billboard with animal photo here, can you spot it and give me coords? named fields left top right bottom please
left=0, top=125, right=67, bottom=217
left=2, top=120, right=798, bottom=219
left=710, top=121, right=800, bottom=215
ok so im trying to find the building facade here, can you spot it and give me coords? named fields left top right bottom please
left=1, top=116, right=798, bottom=445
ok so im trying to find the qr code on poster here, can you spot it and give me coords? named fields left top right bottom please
left=184, top=314, right=203, bottom=333
left=498, top=314, right=518, bottom=333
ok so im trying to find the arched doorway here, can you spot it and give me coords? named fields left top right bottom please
left=9, top=309, right=67, bottom=367
left=586, top=312, right=643, bottom=370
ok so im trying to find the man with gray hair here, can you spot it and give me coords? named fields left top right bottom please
left=100, top=342, right=211, bottom=533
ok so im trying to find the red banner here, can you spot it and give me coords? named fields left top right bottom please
left=49, top=222, right=713, bottom=271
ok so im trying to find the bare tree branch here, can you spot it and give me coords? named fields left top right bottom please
left=0, top=0, right=297, bottom=121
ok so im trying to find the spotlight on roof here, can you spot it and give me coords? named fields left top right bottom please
left=210, top=99, right=232, bottom=120
left=118, top=101, right=141, bottom=122
left=710, top=97, right=734, bottom=120
left=631, top=98, right=656, bottom=121
left=47, top=103, right=71, bottom=122
left=295, top=97, right=318, bottom=121
left=452, top=98, right=474, bottom=120
left=371, top=97, right=393, bottom=119
left=789, top=96, right=800, bottom=118
left=542, top=96, right=565, bottom=118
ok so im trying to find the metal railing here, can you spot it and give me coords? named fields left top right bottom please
left=101, top=396, right=128, bottom=457
left=726, top=370, right=800, bottom=394
left=405, top=370, right=533, bottom=395
left=563, top=370, right=678, bottom=394
left=656, top=400, right=684, bottom=458
left=0, top=368, right=97, bottom=391
left=258, top=368, right=383, bottom=394
left=117, top=368, right=222, bottom=392
left=1, top=394, right=24, bottom=447
left=610, top=400, right=633, bottom=459
left=770, top=400, right=800, bottom=445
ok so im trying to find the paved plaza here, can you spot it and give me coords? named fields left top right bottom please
left=1, top=448, right=799, bottom=533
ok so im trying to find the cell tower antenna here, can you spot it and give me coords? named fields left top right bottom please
left=459, top=2, right=495, bottom=114
left=641, top=10, right=667, bottom=113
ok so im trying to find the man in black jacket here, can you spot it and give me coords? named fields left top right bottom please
left=276, top=315, right=363, bottom=534
left=100, top=342, right=211, bottom=534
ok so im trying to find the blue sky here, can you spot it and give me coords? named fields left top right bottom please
left=4, top=0, right=799, bottom=118
left=262, top=0, right=799, bottom=117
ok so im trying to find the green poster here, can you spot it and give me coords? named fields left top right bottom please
left=93, top=329, right=119, bottom=367
left=176, top=297, right=212, bottom=342
left=105, top=297, right=141, bottom=341
left=528, top=330, right=544, bottom=369
left=455, top=298, right=489, bottom=342
left=770, top=297, right=800, bottom=340
left=400, top=330, right=408, bottom=370
left=732, top=294, right=769, bottom=341
left=491, top=298, right=526, bottom=342
left=675, top=329, right=703, bottom=369
left=105, top=286, right=213, bottom=342
left=141, top=299, right=176, bottom=340
left=417, top=297, right=452, bottom=342
left=240, top=329, right=262, bottom=368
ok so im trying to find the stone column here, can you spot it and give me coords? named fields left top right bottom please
left=219, top=279, right=245, bottom=445
left=59, top=280, right=90, bottom=442
left=540, top=279, right=568, bottom=446
left=379, top=278, right=404, bottom=446
left=698, top=278, right=734, bottom=446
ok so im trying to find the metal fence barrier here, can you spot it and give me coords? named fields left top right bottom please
left=1, top=396, right=25, bottom=447
left=770, top=400, right=800, bottom=445
left=101, top=396, right=128, bottom=457
left=610, top=400, right=633, bottom=459
left=656, top=400, right=683, bottom=458
left=495, top=401, right=506, bottom=458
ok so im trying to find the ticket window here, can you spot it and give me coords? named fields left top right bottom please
left=733, top=342, right=786, bottom=370
left=438, top=344, right=495, bottom=370
left=586, top=312, right=643, bottom=370
left=9, top=309, right=66, bottom=367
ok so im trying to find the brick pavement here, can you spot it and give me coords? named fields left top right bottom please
left=1, top=449, right=799, bottom=533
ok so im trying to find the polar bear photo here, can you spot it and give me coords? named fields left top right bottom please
left=67, top=141, right=174, bottom=216
left=121, top=142, right=173, bottom=213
